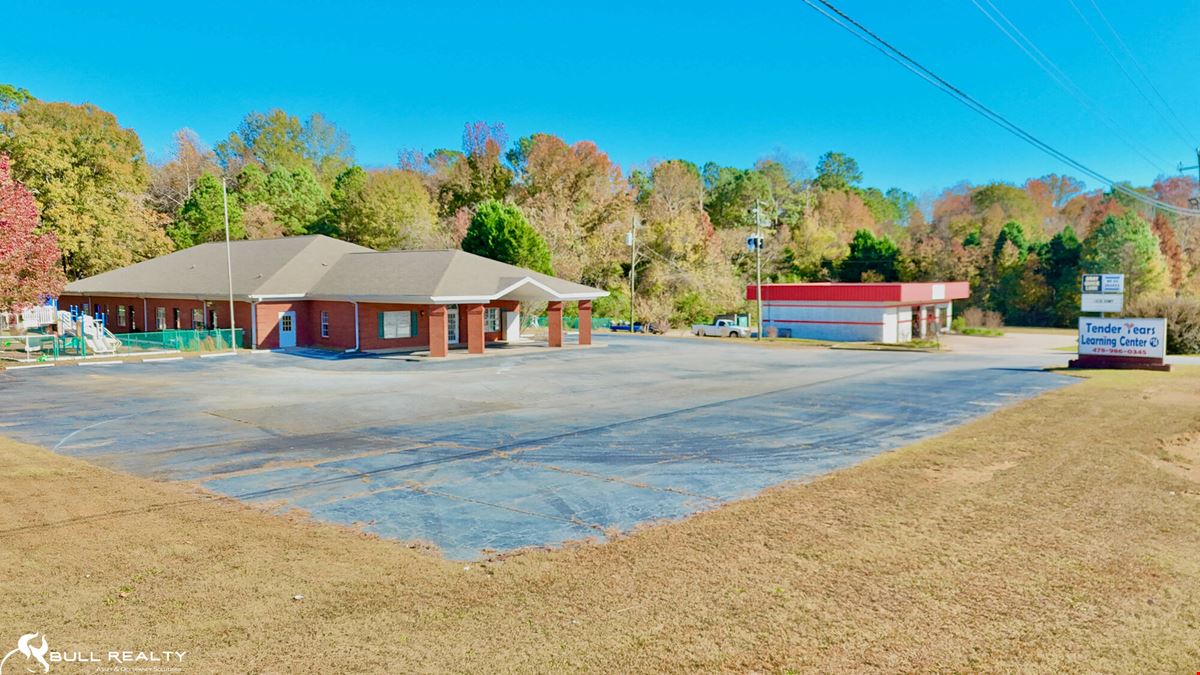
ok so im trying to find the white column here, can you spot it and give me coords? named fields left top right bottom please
left=918, top=305, right=928, bottom=339
left=505, top=309, right=521, bottom=343
left=943, top=303, right=952, bottom=332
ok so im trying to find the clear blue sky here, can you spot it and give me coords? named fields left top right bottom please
left=4, top=1, right=1198, bottom=199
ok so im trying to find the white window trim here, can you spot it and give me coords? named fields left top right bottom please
left=485, top=307, right=500, bottom=332
left=320, top=311, right=330, bottom=338
left=380, top=311, right=414, bottom=340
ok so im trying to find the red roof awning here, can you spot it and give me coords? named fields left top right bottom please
left=747, top=282, right=970, bottom=303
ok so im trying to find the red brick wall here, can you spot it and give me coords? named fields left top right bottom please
left=255, top=301, right=313, bottom=350
left=207, top=301, right=254, bottom=348
left=55, top=295, right=255, bottom=348
left=53, top=296, right=523, bottom=351
left=357, top=302, right=430, bottom=351
left=306, top=300, right=357, bottom=350
left=57, top=295, right=144, bottom=331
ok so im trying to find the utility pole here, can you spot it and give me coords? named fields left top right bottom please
left=627, top=215, right=639, bottom=333
left=753, top=200, right=764, bottom=341
left=1178, top=147, right=1200, bottom=208
left=222, top=178, right=237, bottom=353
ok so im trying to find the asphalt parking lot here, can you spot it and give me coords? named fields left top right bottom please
left=1, top=335, right=1075, bottom=559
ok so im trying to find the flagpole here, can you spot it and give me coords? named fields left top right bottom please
left=222, top=178, right=237, bottom=353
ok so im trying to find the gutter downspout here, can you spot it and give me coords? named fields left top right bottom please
left=250, top=301, right=258, bottom=349
left=142, top=297, right=148, bottom=332
left=350, top=301, right=360, bottom=352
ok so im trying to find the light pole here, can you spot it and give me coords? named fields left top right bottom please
left=626, top=215, right=639, bottom=333
left=221, top=178, right=237, bottom=353
left=752, top=200, right=766, bottom=340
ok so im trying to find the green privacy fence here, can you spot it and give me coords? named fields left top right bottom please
left=530, top=316, right=614, bottom=329
left=112, top=329, right=245, bottom=351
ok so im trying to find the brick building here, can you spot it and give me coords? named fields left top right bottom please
left=58, top=235, right=607, bottom=356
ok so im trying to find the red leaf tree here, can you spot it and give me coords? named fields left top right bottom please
left=0, top=153, right=65, bottom=310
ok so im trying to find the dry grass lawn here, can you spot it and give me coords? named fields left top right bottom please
left=2, top=368, right=1199, bottom=672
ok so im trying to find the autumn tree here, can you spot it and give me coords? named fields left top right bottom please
left=147, top=129, right=220, bottom=217
left=0, top=84, right=32, bottom=113
left=302, top=113, right=355, bottom=187
left=216, top=109, right=307, bottom=173
left=1151, top=212, right=1185, bottom=290
left=0, top=154, right=65, bottom=308
left=510, top=134, right=632, bottom=284
left=636, top=160, right=741, bottom=325
left=334, top=169, right=442, bottom=250
left=971, top=183, right=1040, bottom=239
left=437, top=122, right=514, bottom=217
left=216, top=109, right=353, bottom=186
left=0, top=99, right=170, bottom=278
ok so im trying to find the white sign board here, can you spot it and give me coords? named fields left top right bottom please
left=931, top=283, right=945, bottom=300
left=1100, top=274, right=1124, bottom=294
left=1080, top=293, right=1123, bottom=313
left=1078, top=317, right=1166, bottom=359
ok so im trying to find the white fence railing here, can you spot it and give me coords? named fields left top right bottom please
left=0, top=305, right=58, bottom=332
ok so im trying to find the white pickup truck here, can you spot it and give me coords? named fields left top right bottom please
left=691, top=318, right=747, bottom=338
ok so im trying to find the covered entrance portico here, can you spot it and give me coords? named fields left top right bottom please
left=425, top=276, right=598, bottom=358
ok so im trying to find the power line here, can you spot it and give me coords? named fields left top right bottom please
left=799, top=0, right=1200, bottom=217
left=1087, top=0, right=1198, bottom=148
left=969, top=0, right=1170, bottom=173
left=1065, top=0, right=1198, bottom=149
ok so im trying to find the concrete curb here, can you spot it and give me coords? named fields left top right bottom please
left=828, top=344, right=946, bottom=353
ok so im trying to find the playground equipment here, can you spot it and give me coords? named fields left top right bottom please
left=1, top=302, right=123, bottom=360
left=57, top=308, right=122, bottom=355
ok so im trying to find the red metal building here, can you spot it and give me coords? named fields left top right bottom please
left=746, top=282, right=971, bottom=342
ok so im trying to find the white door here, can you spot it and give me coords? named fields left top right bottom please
left=446, top=304, right=459, bottom=343
left=278, top=311, right=296, bottom=348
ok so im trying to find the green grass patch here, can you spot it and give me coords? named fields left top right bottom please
left=1003, top=326, right=1076, bottom=336
left=959, top=327, right=1005, bottom=337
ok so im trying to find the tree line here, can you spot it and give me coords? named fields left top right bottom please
left=1, top=83, right=1197, bottom=329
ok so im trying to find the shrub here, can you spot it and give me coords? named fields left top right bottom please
left=1127, top=296, right=1200, bottom=355
left=981, top=310, right=1004, bottom=329
left=951, top=316, right=966, bottom=333
left=962, top=307, right=984, bottom=327
left=962, top=307, right=1004, bottom=329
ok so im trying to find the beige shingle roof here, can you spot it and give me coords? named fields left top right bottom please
left=65, top=235, right=607, bottom=303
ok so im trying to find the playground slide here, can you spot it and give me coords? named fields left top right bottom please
left=57, top=311, right=122, bottom=354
